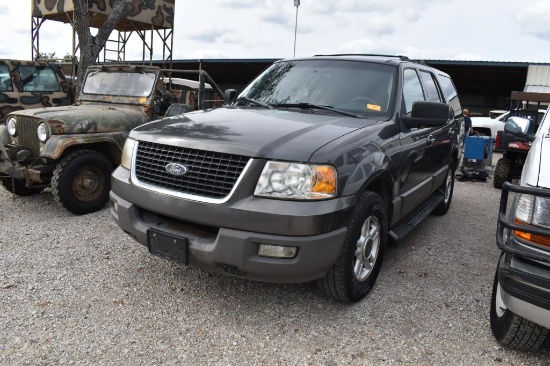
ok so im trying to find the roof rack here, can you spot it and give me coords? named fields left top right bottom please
left=313, top=54, right=410, bottom=61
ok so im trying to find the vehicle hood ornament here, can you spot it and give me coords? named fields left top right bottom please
left=165, top=162, right=188, bottom=177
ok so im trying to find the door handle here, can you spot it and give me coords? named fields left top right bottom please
left=426, top=135, right=435, bottom=146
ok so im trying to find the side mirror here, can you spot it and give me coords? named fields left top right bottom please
left=401, top=101, right=451, bottom=129
left=504, top=117, right=530, bottom=135
left=224, top=89, right=237, bottom=104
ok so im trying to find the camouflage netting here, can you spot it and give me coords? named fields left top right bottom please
left=31, top=0, right=175, bottom=31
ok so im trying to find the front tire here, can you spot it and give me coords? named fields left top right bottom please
left=51, top=150, right=113, bottom=215
left=318, top=191, right=387, bottom=302
left=433, top=162, right=455, bottom=215
left=490, top=258, right=549, bottom=351
left=494, top=157, right=511, bottom=189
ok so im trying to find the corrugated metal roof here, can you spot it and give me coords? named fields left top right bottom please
left=526, top=65, right=550, bottom=87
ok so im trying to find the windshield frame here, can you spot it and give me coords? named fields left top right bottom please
left=81, top=69, right=157, bottom=98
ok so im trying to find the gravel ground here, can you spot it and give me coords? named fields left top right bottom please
left=1, top=153, right=549, bottom=365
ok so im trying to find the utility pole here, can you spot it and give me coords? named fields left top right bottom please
left=293, top=0, right=300, bottom=57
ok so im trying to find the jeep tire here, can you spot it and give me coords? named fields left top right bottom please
left=318, top=191, right=387, bottom=302
left=490, top=259, right=549, bottom=351
left=494, top=157, right=511, bottom=189
left=51, top=150, right=113, bottom=215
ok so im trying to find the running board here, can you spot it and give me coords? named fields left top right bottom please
left=388, top=192, right=444, bottom=243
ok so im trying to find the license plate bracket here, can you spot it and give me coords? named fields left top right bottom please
left=147, top=230, right=189, bottom=265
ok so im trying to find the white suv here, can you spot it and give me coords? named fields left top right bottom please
left=490, top=106, right=550, bottom=350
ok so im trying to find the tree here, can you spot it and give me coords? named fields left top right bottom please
left=72, top=0, right=127, bottom=85
left=38, top=52, right=57, bottom=61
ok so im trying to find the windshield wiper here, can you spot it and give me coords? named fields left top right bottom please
left=236, top=96, right=272, bottom=109
left=271, top=103, right=360, bottom=118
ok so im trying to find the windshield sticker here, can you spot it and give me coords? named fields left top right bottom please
left=367, top=104, right=381, bottom=112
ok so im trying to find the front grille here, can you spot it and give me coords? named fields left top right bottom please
left=15, top=117, right=42, bottom=157
left=134, top=141, right=250, bottom=199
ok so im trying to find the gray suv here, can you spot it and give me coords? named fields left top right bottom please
left=110, top=54, right=463, bottom=302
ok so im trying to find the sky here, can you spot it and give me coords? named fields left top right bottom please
left=0, top=0, right=549, bottom=63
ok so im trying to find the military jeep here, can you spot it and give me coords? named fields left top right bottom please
left=0, top=64, right=217, bottom=214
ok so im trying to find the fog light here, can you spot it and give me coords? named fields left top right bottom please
left=113, top=201, right=119, bottom=212
left=258, top=244, right=297, bottom=258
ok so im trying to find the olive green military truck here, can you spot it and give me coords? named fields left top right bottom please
left=0, top=63, right=219, bottom=214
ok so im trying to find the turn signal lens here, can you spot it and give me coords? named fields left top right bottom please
left=513, top=219, right=550, bottom=248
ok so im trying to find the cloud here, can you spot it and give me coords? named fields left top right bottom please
left=189, top=25, right=232, bottom=43
left=184, top=49, right=232, bottom=59
left=339, top=39, right=483, bottom=60
left=219, top=0, right=258, bottom=9
left=0, top=5, right=9, bottom=14
left=517, top=1, right=550, bottom=40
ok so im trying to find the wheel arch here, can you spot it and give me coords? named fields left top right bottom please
left=41, top=133, right=125, bottom=165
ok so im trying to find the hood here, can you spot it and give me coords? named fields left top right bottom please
left=521, top=128, right=550, bottom=189
left=130, top=107, right=377, bottom=162
left=12, top=104, right=147, bottom=134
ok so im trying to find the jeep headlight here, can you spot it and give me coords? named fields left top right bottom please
left=37, top=122, right=50, bottom=142
left=513, top=193, right=550, bottom=247
left=121, top=137, right=137, bottom=170
left=7, top=117, right=17, bottom=136
left=255, top=161, right=336, bottom=200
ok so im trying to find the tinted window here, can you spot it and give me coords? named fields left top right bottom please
left=438, top=74, right=458, bottom=101
left=19, top=66, right=60, bottom=92
left=0, top=65, right=12, bottom=92
left=418, top=71, right=441, bottom=102
left=240, top=59, right=397, bottom=118
left=402, top=69, right=425, bottom=114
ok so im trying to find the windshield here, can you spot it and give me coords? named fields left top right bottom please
left=82, top=70, right=156, bottom=97
left=239, top=59, right=397, bottom=118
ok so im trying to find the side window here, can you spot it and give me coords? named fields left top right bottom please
left=403, top=69, right=425, bottom=114
left=418, top=71, right=441, bottom=102
left=19, top=66, right=60, bottom=92
left=438, top=74, right=458, bottom=101
left=0, top=64, right=13, bottom=92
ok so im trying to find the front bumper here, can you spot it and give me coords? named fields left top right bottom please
left=497, top=253, right=550, bottom=329
left=496, top=182, right=550, bottom=329
left=110, top=165, right=354, bottom=283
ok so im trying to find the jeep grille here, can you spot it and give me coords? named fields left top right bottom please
left=15, top=116, right=42, bottom=157
left=134, top=141, right=250, bottom=199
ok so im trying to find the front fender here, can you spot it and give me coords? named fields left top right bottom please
left=0, top=125, right=10, bottom=147
left=41, top=132, right=128, bottom=159
left=340, top=150, right=396, bottom=197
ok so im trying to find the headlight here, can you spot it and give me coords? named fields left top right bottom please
left=120, top=137, right=137, bottom=170
left=37, top=122, right=50, bottom=142
left=254, top=161, right=336, bottom=200
left=515, top=193, right=550, bottom=227
left=7, top=117, right=16, bottom=136
left=513, top=193, right=550, bottom=247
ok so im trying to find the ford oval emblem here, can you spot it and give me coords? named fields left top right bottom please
left=165, top=163, right=188, bottom=177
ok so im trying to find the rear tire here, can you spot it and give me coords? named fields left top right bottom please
left=494, top=157, right=511, bottom=189
left=490, top=258, right=550, bottom=351
left=318, top=191, right=387, bottom=302
left=433, top=162, right=455, bottom=215
left=51, top=150, right=112, bottom=215
left=1, top=178, right=42, bottom=196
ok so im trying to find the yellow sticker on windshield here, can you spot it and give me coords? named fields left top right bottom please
left=367, top=104, right=381, bottom=112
